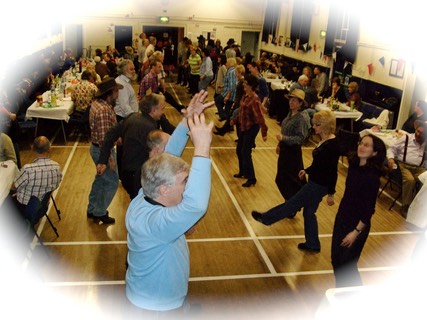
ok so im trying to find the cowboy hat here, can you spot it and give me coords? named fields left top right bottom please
left=285, top=88, right=307, bottom=105
left=95, top=78, right=124, bottom=97
left=125, top=46, right=134, bottom=55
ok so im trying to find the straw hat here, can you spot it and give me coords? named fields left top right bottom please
left=125, top=46, right=134, bottom=55
left=286, top=88, right=307, bottom=105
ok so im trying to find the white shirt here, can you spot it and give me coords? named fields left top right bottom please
left=387, top=133, right=426, bottom=167
left=114, top=75, right=139, bottom=118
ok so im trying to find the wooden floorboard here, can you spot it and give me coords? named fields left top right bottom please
left=9, top=77, right=425, bottom=319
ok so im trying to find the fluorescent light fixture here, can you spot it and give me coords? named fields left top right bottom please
left=159, top=16, right=169, bottom=23
left=320, top=30, right=326, bottom=38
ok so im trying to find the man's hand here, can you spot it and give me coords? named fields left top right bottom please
left=188, top=113, right=213, bottom=158
left=96, top=164, right=107, bottom=176
left=182, top=90, right=214, bottom=118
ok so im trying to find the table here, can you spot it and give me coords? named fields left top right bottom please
left=359, top=128, right=407, bottom=149
left=0, top=160, right=19, bottom=206
left=270, top=80, right=293, bottom=91
left=315, top=103, right=363, bottom=131
left=25, top=91, right=75, bottom=142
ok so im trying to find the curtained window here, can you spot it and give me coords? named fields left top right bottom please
left=324, top=5, right=360, bottom=64
left=290, top=0, right=314, bottom=46
left=262, top=0, right=282, bottom=42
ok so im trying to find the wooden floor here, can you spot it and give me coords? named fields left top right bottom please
left=7, top=77, right=425, bottom=319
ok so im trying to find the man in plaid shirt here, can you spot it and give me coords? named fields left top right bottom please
left=14, top=136, right=62, bottom=209
left=87, top=78, right=123, bottom=224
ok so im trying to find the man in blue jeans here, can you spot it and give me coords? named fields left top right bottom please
left=87, top=78, right=123, bottom=224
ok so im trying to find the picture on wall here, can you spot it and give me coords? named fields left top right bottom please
left=389, top=59, right=405, bottom=78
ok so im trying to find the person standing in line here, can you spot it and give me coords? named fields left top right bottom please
left=187, top=45, right=201, bottom=96
left=114, top=59, right=138, bottom=121
left=252, top=109, right=340, bottom=253
left=275, top=89, right=311, bottom=202
left=198, top=48, right=214, bottom=92
left=233, top=74, right=268, bottom=187
left=215, top=57, right=237, bottom=121
left=331, top=134, right=386, bottom=287
left=136, top=32, right=147, bottom=81
left=98, top=93, right=174, bottom=200
left=87, top=78, right=123, bottom=224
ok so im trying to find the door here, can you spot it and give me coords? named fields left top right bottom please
left=241, top=31, right=260, bottom=60
left=115, top=26, right=133, bottom=56
left=65, top=24, right=83, bottom=60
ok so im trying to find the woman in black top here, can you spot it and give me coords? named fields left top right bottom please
left=252, top=109, right=340, bottom=252
left=331, top=134, right=386, bottom=287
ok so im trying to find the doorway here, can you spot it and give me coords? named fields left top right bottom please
left=143, top=26, right=184, bottom=64
left=115, top=26, right=133, bottom=56
left=65, top=24, right=83, bottom=60
left=241, top=31, right=260, bottom=60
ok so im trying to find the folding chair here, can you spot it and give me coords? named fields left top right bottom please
left=24, top=191, right=59, bottom=249
left=336, top=129, right=360, bottom=163
left=378, top=166, right=402, bottom=210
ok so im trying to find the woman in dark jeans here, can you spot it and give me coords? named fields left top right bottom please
left=234, top=74, right=268, bottom=187
left=252, top=109, right=340, bottom=253
left=331, top=134, right=386, bottom=287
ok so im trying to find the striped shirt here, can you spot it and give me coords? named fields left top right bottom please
left=15, top=157, right=62, bottom=205
left=89, top=99, right=117, bottom=146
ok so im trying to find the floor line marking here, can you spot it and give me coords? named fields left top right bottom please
left=42, top=265, right=405, bottom=287
left=22, top=136, right=81, bottom=269
left=40, top=230, right=422, bottom=246
left=211, top=159, right=277, bottom=275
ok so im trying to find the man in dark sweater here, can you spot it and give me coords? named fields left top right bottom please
left=98, top=93, right=175, bottom=199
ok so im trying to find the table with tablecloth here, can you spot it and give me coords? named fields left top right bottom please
left=0, top=160, right=19, bottom=206
left=25, top=91, right=75, bottom=142
left=315, top=103, right=363, bottom=131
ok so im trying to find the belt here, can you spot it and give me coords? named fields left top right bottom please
left=92, top=142, right=100, bottom=147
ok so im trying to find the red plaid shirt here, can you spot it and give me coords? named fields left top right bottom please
left=138, top=71, right=159, bottom=100
left=238, top=94, right=268, bottom=137
left=89, top=99, right=117, bottom=146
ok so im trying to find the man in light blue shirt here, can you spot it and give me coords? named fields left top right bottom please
left=125, top=91, right=214, bottom=314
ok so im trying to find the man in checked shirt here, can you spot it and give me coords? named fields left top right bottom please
left=87, top=78, right=123, bottom=224
left=13, top=136, right=62, bottom=213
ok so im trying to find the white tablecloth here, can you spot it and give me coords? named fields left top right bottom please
left=407, top=171, right=427, bottom=228
left=359, top=128, right=407, bottom=149
left=270, top=80, right=293, bottom=91
left=315, top=103, right=363, bottom=120
left=0, top=160, right=19, bottom=206
left=26, top=91, right=74, bottom=123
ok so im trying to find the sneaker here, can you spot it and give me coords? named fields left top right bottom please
left=94, top=213, right=115, bottom=224
left=297, top=243, right=320, bottom=253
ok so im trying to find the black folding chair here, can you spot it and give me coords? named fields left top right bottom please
left=24, top=191, right=59, bottom=250
left=336, top=129, right=360, bottom=163
left=378, top=166, right=402, bottom=210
